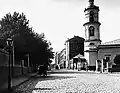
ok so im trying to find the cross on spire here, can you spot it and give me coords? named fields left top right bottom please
left=89, top=0, right=94, bottom=5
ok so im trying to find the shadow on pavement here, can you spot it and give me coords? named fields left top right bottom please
left=11, top=73, right=75, bottom=93
left=11, top=70, right=98, bottom=93
left=34, top=74, right=75, bottom=81
left=48, top=70, right=96, bottom=74
left=0, top=89, right=11, bottom=93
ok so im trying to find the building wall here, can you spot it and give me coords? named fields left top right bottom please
left=85, top=51, right=89, bottom=65
left=65, top=41, right=69, bottom=68
left=84, top=24, right=100, bottom=41
left=85, top=9, right=99, bottom=23
left=0, top=52, right=8, bottom=66
left=58, top=48, right=66, bottom=69
left=69, top=36, right=84, bottom=59
left=0, top=50, right=32, bottom=88
left=98, top=47, right=120, bottom=63
left=55, top=52, right=59, bottom=64
left=89, top=52, right=98, bottom=66
left=65, top=36, right=84, bottom=69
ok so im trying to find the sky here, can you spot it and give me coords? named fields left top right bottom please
left=0, top=0, right=120, bottom=52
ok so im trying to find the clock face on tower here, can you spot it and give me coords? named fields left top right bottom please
left=89, top=26, right=94, bottom=36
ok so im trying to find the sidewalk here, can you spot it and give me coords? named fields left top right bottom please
left=0, top=72, right=37, bottom=93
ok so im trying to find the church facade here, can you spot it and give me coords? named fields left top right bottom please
left=84, top=0, right=120, bottom=72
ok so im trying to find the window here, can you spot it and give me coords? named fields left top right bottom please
left=90, top=11, right=94, bottom=22
left=89, top=26, right=95, bottom=36
left=89, top=43, right=94, bottom=45
left=106, top=57, right=110, bottom=61
left=105, top=55, right=111, bottom=61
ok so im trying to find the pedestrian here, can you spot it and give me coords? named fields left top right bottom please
left=43, top=64, right=47, bottom=77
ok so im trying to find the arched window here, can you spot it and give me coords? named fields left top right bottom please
left=89, top=43, right=94, bottom=45
left=89, top=26, right=95, bottom=36
left=90, top=11, right=94, bottom=22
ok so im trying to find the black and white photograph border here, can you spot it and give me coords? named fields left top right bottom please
left=0, top=0, right=120, bottom=93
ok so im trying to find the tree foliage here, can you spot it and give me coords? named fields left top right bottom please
left=114, top=55, right=120, bottom=64
left=0, top=12, right=54, bottom=65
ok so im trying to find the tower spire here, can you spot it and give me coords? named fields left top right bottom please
left=89, top=0, right=94, bottom=6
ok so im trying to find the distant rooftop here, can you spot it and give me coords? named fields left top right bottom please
left=101, top=39, right=120, bottom=45
left=65, top=36, right=85, bottom=42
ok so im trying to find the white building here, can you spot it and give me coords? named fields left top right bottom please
left=84, top=0, right=120, bottom=72
left=83, top=0, right=101, bottom=70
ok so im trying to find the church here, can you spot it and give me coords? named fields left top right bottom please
left=84, top=0, right=120, bottom=72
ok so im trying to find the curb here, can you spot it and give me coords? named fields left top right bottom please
left=11, top=73, right=37, bottom=92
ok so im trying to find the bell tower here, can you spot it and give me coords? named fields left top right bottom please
left=83, top=0, right=101, bottom=69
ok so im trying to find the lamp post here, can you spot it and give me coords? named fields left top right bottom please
left=6, top=38, right=13, bottom=90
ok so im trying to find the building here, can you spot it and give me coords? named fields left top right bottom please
left=52, top=52, right=60, bottom=70
left=65, top=36, right=85, bottom=69
left=55, top=52, right=59, bottom=65
left=84, top=0, right=120, bottom=72
left=83, top=0, right=101, bottom=70
left=58, top=48, right=66, bottom=69
left=98, top=40, right=120, bottom=72
left=55, top=0, right=120, bottom=72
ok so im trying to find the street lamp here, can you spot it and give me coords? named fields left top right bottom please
left=6, top=38, right=13, bottom=91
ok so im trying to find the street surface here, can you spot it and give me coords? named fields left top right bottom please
left=12, top=70, right=120, bottom=93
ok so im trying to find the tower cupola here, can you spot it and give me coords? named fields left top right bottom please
left=89, top=0, right=94, bottom=6
left=83, top=0, right=101, bottom=49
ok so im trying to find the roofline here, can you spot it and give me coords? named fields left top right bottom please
left=84, top=49, right=98, bottom=52
left=65, top=36, right=85, bottom=42
left=98, top=44, right=120, bottom=49
left=84, top=6, right=99, bottom=12
left=85, top=39, right=102, bottom=42
left=101, top=39, right=120, bottom=45
left=83, top=22, right=101, bottom=26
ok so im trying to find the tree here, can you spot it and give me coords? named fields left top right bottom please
left=0, top=12, right=54, bottom=65
left=30, top=33, right=54, bottom=65
left=0, top=12, right=31, bottom=59
left=114, top=55, right=120, bottom=64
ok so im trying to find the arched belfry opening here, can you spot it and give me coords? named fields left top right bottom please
left=90, top=11, right=94, bottom=22
left=89, top=0, right=94, bottom=6
left=89, top=26, right=95, bottom=36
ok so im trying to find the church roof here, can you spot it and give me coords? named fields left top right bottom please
left=101, top=39, right=120, bottom=45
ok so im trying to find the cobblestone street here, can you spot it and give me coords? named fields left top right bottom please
left=12, top=70, right=120, bottom=93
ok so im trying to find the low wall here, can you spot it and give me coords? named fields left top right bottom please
left=0, top=66, right=9, bottom=88
left=13, top=66, right=22, bottom=76
left=0, top=66, right=32, bottom=88
left=88, top=66, right=96, bottom=71
left=0, top=49, right=34, bottom=88
left=111, top=65, right=120, bottom=72
left=23, top=67, right=29, bottom=74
